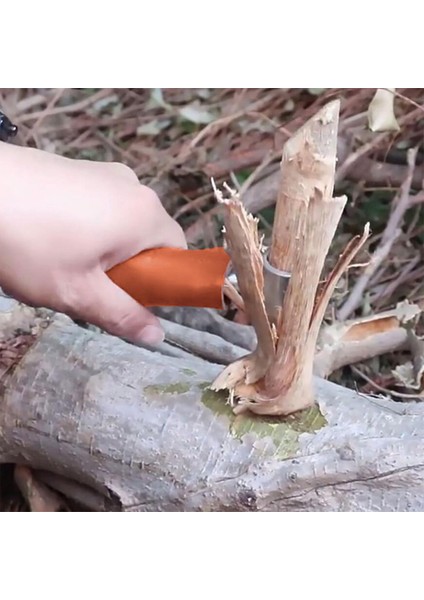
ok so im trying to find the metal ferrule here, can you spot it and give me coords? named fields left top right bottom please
left=263, top=251, right=291, bottom=326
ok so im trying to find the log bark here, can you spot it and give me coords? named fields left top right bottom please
left=2, top=299, right=424, bottom=512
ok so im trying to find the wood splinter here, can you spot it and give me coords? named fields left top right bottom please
left=211, top=100, right=370, bottom=416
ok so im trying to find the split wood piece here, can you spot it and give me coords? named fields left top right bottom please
left=211, top=180, right=276, bottom=398
left=211, top=100, right=369, bottom=416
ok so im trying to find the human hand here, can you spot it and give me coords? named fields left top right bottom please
left=0, top=143, right=186, bottom=345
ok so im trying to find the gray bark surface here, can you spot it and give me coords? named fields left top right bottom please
left=1, top=299, right=423, bottom=512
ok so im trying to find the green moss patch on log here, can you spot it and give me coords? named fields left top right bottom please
left=144, top=382, right=191, bottom=395
left=200, top=384, right=327, bottom=459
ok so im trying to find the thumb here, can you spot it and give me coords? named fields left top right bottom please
left=68, top=270, right=165, bottom=346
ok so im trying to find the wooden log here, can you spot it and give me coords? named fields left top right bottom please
left=1, top=301, right=424, bottom=512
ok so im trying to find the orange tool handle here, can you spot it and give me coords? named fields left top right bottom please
left=106, top=247, right=231, bottom=309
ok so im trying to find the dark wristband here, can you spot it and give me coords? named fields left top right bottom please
left=0, top=111, right=18, bottom=142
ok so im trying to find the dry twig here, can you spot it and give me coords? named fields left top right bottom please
left=14, top=465, right=66, bottom=512
left=338, top=147, right=419, bottom=320
left=336, top=106, right=424, bottom=183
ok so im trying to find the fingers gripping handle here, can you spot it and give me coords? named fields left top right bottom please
left=106, top=247, right=231, bottom=309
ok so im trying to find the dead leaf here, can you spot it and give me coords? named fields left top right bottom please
left=179, top=103, right=216, bottom=124
left=196, top=89, right=211, bottom=100
left=367, top=88, right=400, bottom=132
left=307, top=88, right=327, bottom=96
left=394, top=299, right=422, bottom=324
left=146, top=88, right=172, bottom=111
left=392, top=308, right=424, bottom=391
left=407, top=329, right=424, bottom=388
left=89, top=94, right=119, bottom=115
left=137, top=119, right=171, bottom=136
left=393, top=362, right=418, bottom=389
left=283, top=99, right=295, bottom=113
